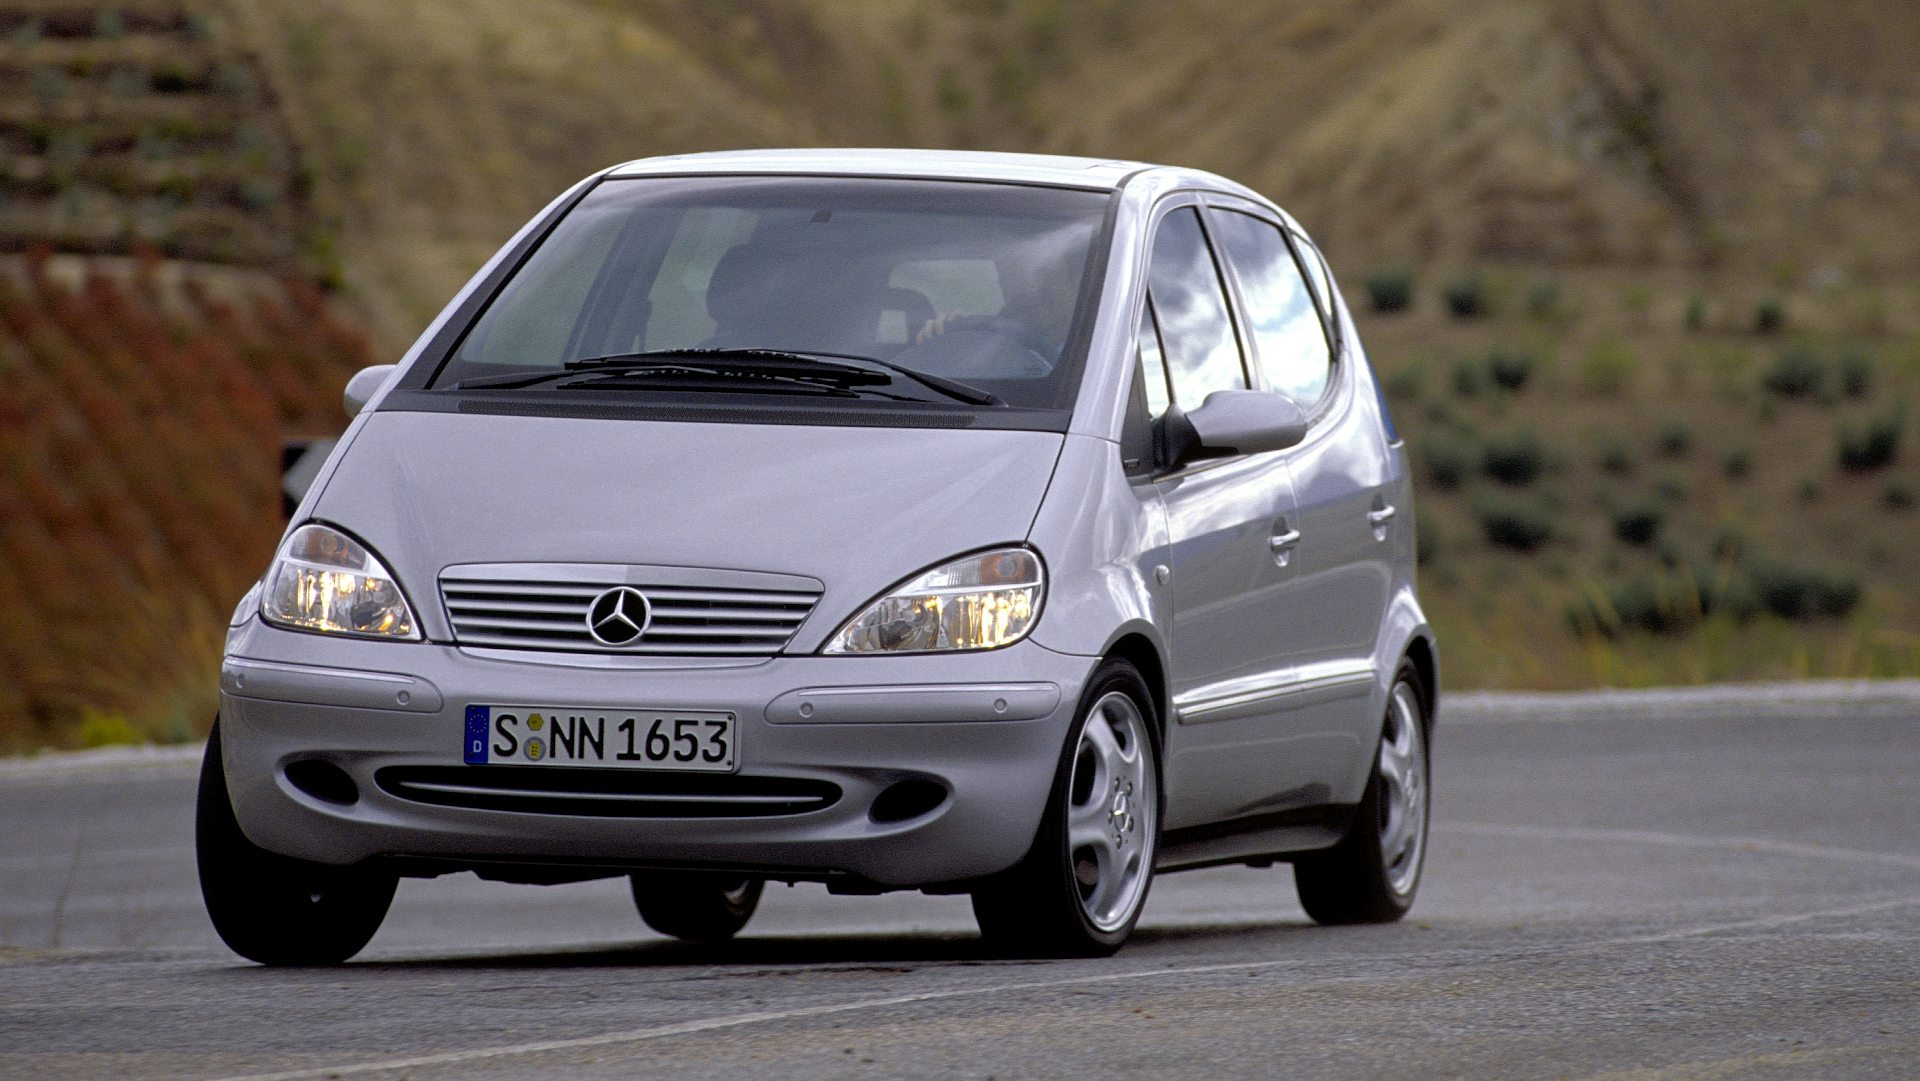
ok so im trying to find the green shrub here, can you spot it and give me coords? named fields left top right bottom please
left=1365, top=267, right=1415, bottom=313
left=1486, top=349, right=1535, bottom=392
left=1415, top=520, right=1439, bottom=566
left=1620, top=283, right=1653, bottom=326
left=1684, top=294, right=1707, bottom=331
left=1655, top=471, right=1687, bottom=503
left=1380, top=363, right=1424, bottom=401
left=1416, top=430, right=1477, bottom=489
left=1525, top=280, right=1562, bottom=320
left=1721, top=447, right=1753, bottom=479
left=151, top=64, right=195, bottom=94
left=1710, top=523, right=1750, bottom=562
left=1598, top=438, right=1635, bottom=476
left=1473, top=490, right=1554, bottom=551
left=1451, top=358, right=1485, bottom=398
left=1611, top=501, right=1664, bottom=546
left=1441, top=272, right=1488, bottom=319
left=1654, top=421, right=1691, bottom=458
left=1570, top=559, right=1775, bottom=637
left=1761, top=343, right=1827, bottom=398
left=1570, top=565, right=1709, bottom=636
left=1755, top=297, right=1786, bottom=334
left=1885, top=482, right=1914, bottom=511
left=1745, top=558, right=1861, bottom=621
left=1480, top=429, right=1547, bottom=485
left=1836, top=405, right=1904, bottom=472
left=1837, top=346, right=1875, bottom=398
left=76, top=709, right=142, bottom=749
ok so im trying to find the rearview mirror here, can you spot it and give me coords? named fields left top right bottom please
left=1164, top=389, right=1308, bottom=465
left=343, top=364, right=398, bottom=418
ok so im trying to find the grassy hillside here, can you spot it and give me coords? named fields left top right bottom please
left=1, top=0, right=1918, bottom=748
left=221, top=0, right=1920, bottom=343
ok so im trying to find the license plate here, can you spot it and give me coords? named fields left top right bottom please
left=464, top=705, right=736, bottom=772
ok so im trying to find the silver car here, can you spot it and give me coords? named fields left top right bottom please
left=199, top=149, right=1437, bottom=962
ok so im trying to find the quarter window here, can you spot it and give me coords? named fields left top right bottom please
left=1147, top=207, right=1246, bottom=406
left=1209, top=210, right=1332, bottom=409
left=1295, top=235, right=1340, bottom=348
left=1136, top=299, right=1171, bottom=420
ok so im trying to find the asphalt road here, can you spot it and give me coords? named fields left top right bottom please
left=2, top=683, right=1917, bottom=1080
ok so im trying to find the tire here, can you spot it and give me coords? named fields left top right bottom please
left=630, top=873, right=763, bottom=941
left=1294, top=662, right=1430, bottom=925
left=971, top=659, right=1160, bottom=957
left=195, top=722, right=397, bottom=965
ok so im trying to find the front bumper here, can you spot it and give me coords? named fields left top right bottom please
left=217, top=622, right=1094, bottom=889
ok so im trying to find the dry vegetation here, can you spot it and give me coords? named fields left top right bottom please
left=2, top=0, right=1918, bottom=747
left=0, top=248, right=369, bottom=750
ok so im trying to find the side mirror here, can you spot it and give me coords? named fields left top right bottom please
left=1164, top=389, right=1307, bottom=466
left=343, top=364, right=398, bottom=418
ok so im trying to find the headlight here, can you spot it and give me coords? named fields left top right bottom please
left=261, top=523, right=419, bottom=639
left=824, top=548, right=1043, bottom=654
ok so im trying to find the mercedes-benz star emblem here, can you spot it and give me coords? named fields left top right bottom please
left=586, top=587, right=650, bottom=646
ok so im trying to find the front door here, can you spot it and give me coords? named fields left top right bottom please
left=1140, top=205, right=1311, bottom=831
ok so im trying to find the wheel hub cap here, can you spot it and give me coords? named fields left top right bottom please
left=1067, top=691, right=1157, bottom=933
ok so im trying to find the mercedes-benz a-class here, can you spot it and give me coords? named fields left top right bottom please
left=200, top=149, right=1437, bottom=963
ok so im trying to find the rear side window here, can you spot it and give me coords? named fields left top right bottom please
left=1208, top=209, right=1332, bottom=409
left=1295, top=235, right=1340, bottom=348
left=1147, top=207, right=1245, bottom=406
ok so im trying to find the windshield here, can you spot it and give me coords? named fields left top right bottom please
left=426, top=175, right=1112, bottom=411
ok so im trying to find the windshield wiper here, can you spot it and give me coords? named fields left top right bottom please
left=455, top=347, right=1001, bottom=406
left=651, top=348, right=1002, bottom=406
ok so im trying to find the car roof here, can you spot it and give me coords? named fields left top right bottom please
left=605, top=147, right=1236, bottom=194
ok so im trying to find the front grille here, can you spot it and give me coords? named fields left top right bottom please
left=376, top=765, right=841, bottom=818
left=440, top=568, right=820, bottom=655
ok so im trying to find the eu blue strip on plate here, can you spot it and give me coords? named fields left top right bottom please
left=464, top=705, right=490, bottom=764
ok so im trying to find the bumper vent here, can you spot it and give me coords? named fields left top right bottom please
left=439, top=564, right=822, bottom=656
left=376, top=766, right=841, bottom=818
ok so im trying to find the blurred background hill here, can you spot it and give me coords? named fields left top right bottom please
left=3, top=0, right=1919, bottom=749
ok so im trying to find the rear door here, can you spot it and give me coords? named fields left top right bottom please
left=1206, top=202, right=1394, bottom=783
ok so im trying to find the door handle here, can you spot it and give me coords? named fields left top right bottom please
left=1368, top=503, right=1395, bottom=541
left=1268, top=526, right=1301, bottom=567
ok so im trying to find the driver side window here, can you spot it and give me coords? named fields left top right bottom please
left=1147, top=207, right=1248, bottom=407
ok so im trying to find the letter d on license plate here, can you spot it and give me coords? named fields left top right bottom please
left=465, top=705, right=736, bottom=772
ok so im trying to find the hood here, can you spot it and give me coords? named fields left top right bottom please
left=309, top=410, right=1065, bottom=652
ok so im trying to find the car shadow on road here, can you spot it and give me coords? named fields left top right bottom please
left=304, top=918, right=1327, bottom=973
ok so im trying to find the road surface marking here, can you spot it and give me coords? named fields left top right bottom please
left=202, top=894, right=1920, bottom=1081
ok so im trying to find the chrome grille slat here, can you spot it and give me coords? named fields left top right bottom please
left=647, top=605, right=812, bottom=620
left=443, top=598, right=585, bottom=616
left=637, top=588, right=817, bottom=605
left=445, top=583, right=605, bottom=597
left=640, top=626, right=792, bottom=639
left=447, top=614, right=593, bottom=633
left=441, top=570, right=820, bottom=656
